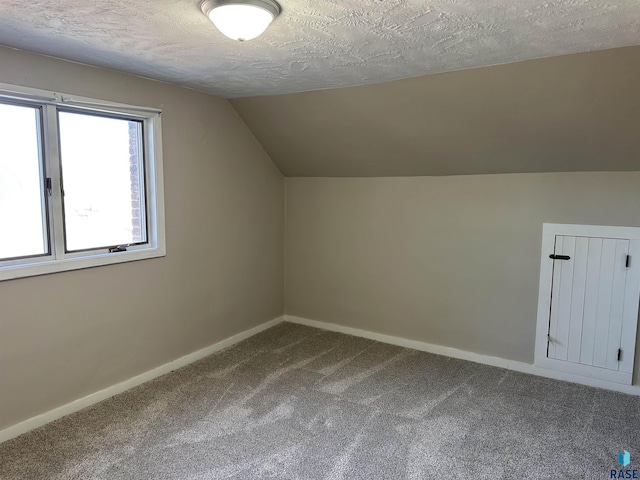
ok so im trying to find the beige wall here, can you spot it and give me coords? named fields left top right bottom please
left=0, top=47, right=284, bottom=431
left=1, top=46, right=639, bottom=434
left=233, top=47, right=640, bottom=177
left=285, top=173, right=640, bottom=383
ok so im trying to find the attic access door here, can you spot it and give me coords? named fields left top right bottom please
left=535, top=224, right=640, bottom=385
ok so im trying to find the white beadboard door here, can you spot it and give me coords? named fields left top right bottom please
left=535, top=224, right=640, bottom=385
left=547, top=235, right=628, bottom=369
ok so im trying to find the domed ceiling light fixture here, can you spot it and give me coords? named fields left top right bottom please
left=200, top=0, right=282, bottom=41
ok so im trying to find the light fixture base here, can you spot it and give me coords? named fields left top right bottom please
left=200, top=0, right=282, bottom=19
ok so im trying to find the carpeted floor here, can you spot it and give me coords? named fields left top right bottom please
left=1, top=322, right=639, bottom=479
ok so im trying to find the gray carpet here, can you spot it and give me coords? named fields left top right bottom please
left=1, top=322, right=639, bottom=479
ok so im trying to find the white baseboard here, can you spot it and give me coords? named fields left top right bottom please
left=285, top=315, right=640, bottom=396
left=0, top=315, right=285, bottom=445
left=4, top=313, right=638, bottom=445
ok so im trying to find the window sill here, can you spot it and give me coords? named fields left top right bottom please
left=0, top=247, right=166, bottom=282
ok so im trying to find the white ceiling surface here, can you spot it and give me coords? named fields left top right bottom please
left=0, top=1, right=638, bottom=98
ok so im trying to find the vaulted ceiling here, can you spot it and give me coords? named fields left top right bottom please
left=232, top=48, right=640, bottom=176
left=0, top=0, right=639, bottom=98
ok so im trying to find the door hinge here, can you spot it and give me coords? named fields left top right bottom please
left=626, top=255, right=631, bottom=268
left=618, top=349, right=622, bottom=362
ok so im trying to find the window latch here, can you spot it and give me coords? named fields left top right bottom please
left=45, top=177, right=52, bottom=196
left=108, top=245, right=128, bottom=253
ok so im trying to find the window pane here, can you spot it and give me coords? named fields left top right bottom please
left=0, top=103, right=47, bottom=260
left=58, top=112, right=146, bottom=252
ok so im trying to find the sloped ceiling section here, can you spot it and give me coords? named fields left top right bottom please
left=0, top=0, right=639, bottom=97
left=231, top=47, right=640, bottom=177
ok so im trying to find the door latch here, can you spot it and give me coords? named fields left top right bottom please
left=549, top=254, right=571, bottom=260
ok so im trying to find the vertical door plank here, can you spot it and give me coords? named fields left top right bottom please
left=567, top=237, right=589, bottom=363
left=605, top=240, right=629, bottom=371
left=553, top=236, right=575, bottom=361
left=580, top=237, right=603, bottom=366
left=592, top=239, right=617, bottom=368
left=619, top=240, right=640, bottom=375
left=548, top=236, right=563, bottom=359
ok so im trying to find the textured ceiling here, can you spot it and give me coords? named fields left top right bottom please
left=0, top=1, right=639, bottom=98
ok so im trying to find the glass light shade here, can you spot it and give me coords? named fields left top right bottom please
left=209, top=4, right=275, bottom=41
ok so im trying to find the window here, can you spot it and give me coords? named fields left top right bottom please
left=0, top=83, right=165, bottom=281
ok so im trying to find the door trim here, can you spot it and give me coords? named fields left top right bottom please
left=535, top=223, right=640, bottom=385
left=541, top=223, right=640, bottom=240
left=535, top=357, right=632, bottom=385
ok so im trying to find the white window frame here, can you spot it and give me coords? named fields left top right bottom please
left=0, top=82, right=166, bottom=281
